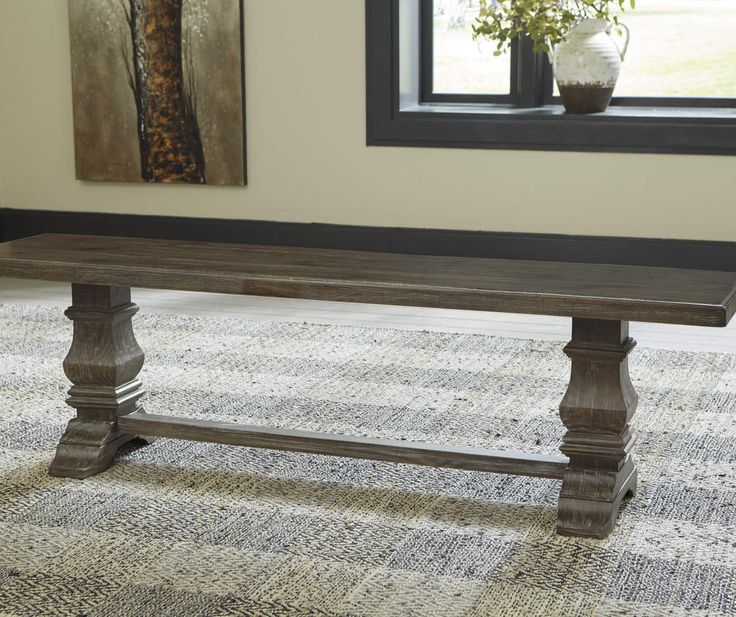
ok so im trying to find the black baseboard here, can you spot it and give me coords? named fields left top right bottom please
left=1, top=208, right=734, bottom=272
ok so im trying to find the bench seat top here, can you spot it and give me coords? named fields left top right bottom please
left=0, top=234, right=734, bottom=327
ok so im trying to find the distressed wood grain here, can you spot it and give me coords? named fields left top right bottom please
left=0, top=234, right=734, bottom=326
left=48, top=284, right=150, bottom=479
left=2, top=234, right=734, bottom=537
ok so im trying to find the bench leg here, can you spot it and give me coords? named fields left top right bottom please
left=49, top=284, right=148, bottom=479
left=556, top=318, right=638, bottom=538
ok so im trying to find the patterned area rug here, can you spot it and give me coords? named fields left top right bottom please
left=0, top=304, right=735, bottom=617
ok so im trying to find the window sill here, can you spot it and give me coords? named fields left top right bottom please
left=402, top=103, right=736, bottom=120
left=368, top=101, right=736, bottom=155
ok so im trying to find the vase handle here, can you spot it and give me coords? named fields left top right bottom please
left=610, top=22, right=630, bottom=61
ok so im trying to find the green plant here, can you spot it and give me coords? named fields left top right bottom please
left=473, top=0, right=634, bottom=54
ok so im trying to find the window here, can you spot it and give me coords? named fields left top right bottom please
left=612, top=0, right=736, bottom=101
left=366, top=0, right=736, bottom=154
left=426, top=2, right=512, bottom=99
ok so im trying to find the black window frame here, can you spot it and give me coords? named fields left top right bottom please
left=367, top=0, right=736, bottom=155
left=421, top=2, right=517, bottom=106
left=421, top=1, right=548, bottom=108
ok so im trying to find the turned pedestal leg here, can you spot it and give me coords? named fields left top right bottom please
left=49, top=284, right=147, bottom=479
left=557, top=318, right=638, bottom=539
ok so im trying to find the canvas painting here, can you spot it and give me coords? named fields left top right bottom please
left=68, top=0, right=246, bottom=185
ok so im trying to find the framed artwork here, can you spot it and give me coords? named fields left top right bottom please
left=68, top=0, right=246, bottom=185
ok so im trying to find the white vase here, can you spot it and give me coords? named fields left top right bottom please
left=550, top=19, right=629, bottom=114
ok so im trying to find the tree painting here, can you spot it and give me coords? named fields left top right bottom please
left=68, top=0, right=246, bottom=186
left=125, top=0, right=207, bottom=183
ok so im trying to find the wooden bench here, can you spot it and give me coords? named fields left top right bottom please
left=0, top=233, right=734, bottom=538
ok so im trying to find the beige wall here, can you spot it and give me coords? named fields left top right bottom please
left=0, top=0, right=734, bottom=241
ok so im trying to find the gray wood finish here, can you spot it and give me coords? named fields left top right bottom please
left=118, top=412, right=569, bottom=479
left=48, top=284, right=150, bottom=479
left=557, top=318, right=639, bottom=538
left=3, top=234, right=733, bottom=537
left=0, top=234, right=734, bottom=326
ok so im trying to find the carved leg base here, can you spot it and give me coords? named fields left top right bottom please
left=50, top=285, right=147, bottom=480
left=556, top=318, right=639, bottom=539
left=49, top=424, right=140, bottom=479
left=557, top=459, right=638, bottom=538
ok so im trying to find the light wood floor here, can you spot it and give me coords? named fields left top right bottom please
left=1, top=277, right=735, bottom=353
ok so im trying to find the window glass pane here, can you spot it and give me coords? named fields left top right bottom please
left=615, top=0, right=736, bottom=98
left=432, top=0, right=511, bottom=95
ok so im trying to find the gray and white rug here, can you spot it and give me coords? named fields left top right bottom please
left=0, top=304, right=734, bottom=617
